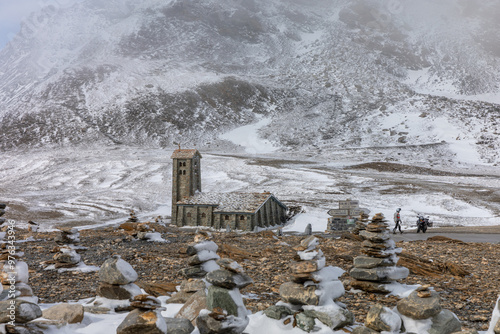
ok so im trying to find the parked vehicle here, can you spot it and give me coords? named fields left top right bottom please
left=416, top=214, right=432, bottom=233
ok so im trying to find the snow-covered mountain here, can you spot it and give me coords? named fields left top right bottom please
left=0, top=0, right=499, bottom=165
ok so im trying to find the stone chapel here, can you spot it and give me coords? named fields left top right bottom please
left=171, top=149, right=288, bottom=231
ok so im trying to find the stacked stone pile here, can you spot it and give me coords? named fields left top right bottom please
left=45, top=228, right=86, bottom=270
left=95, top=255, right=142, bottom=307
left=350, top=213, right=409, bottom=294
left=352, top=212, right=369, bottom=235
left=1, top=254, right=38, bottom=303
left=116, top=294, right=168, bottom=334
left=196, top=257, right=253, bottom=334
left=353, top=286, right=462, bottom=334
left=264, top=235, right=354, bottom=332
left=396, top=285, right=461, bottom=334
left=168, top=231, right=220, bottom=304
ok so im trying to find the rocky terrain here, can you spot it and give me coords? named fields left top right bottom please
left=10, top=223, right=500, bottom=332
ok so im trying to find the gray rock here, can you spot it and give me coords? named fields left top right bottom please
left=359, top=230, right=389, bottom=243
left=365, top=304, right=399, bottom=332
left=180, top=278, right=206, bottom=292
left=352, top=326, right=379, bottom=334
left=350, top=267, right=409, bottom=282
left=304, top=307, right=354, bottom=330
left=188, top=252, right=219, bottom=266
left=279, top=282, right=319, bottom=306
left=97, top=282, right=142, bottom=300
left=0, top=299, right=42, bottom=323
left=53, top=250, right=81, bottom=264
left=353, top=256, right=396, bottom=269
left=42, top=303, right=84, bottom=324
left=179, top=266, right=207, bottom=279
left=206, top=286, right=239, bottom=317
left=304, top=224, right=312, bottom=235
left=206, top=269, right=253, bottom=289
left=175, top=289, right=207, bottom=324
left=196, top=312, right=248, bottom=334
left=296, top=312, right=315, bottom=332
left=164, top=317, right=195, bottom=334
left=3, top=324, right=44, bottom=334
left=216, top=259, right=244, bottom=274
left=397, top=291, right=442, bottom=320
left=99, top=255, right=138, bottom=285
left=116, top=309, right=167, bottom=334
left=263, top=305, right=294, bottom=320
left=428, top=309, right=461, bottom=334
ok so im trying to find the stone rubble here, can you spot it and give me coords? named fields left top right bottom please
left=350, top=213, right=409, bottom=294
left=265, top=235, right=354, bottom=332
left=116, top=293, right=168, bottom=334
left=352, top=212, right=369, bottom=235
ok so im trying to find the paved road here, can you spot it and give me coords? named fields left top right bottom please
left=391, top=231, right=500, bottom=243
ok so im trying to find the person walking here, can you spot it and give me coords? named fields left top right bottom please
left=393, top=208, right=403, bottom=234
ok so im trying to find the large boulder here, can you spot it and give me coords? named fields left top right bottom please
left=116, top=309, right=167, bottom=334
left=397, top=290, right=442, bottom=320
left=42, top=303, right=84, bottom=324
left=279, top=282, right=319, bottom=306
left=99, top=256, right=138, bottom=285
left=428, top=309, right=461, bottom=334
left=0, top=299, right=42, bottom=323
left=206, top=286, right=241, bottom=317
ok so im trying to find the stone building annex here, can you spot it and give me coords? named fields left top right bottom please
left=171, top=149, right=288, bottom=231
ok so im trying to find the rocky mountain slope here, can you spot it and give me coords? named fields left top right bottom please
left=0, top=0, right=499, bottom=165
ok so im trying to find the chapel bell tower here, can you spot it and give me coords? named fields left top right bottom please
left=171, top=149, right=202, bottom=224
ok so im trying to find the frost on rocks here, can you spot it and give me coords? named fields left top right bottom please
left=99, top=255, right=138, bottom=285
left=265, top=235, right=354, bottom=331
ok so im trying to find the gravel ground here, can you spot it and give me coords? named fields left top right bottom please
left=11, top=223, right=500, bottom=332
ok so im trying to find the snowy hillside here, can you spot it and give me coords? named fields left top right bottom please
left=0, top=0, right=499, bottom=165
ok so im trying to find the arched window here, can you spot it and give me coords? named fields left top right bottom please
left=183, top=162, right=186, bottom=166
left=178, top=170, right=182, bottom=175
left=179, top=162, right=183, bottom=167
left=183, top=170, right=186, bottom=175
left=240, top=215, right=245, bottom=220
left=201, top=213, right=206, bottom=218
left=224, top=215, right=229, bottom=220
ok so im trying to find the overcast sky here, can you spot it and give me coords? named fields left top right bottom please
left=0, top=0, right=80, bottom=49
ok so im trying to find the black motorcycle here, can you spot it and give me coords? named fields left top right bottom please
left=416, top=214, right=432, bottom=233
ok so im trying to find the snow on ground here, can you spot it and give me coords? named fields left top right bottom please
left=0, top=145, right=498, bottom=231
left=219, top=116, right=278, bottom=154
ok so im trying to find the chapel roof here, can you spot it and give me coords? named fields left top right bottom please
left=177, top=192, right=286, bottom=213
left=171, top=149, right=202, bottom=159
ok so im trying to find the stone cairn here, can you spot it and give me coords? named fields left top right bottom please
left=0, top=211, right=43, bottom=334
left=396, top=285, right=461, bottom=334
left=351, top=212, right=369, bottom=235
left=116, top=294, right=168, bottom=334
left=353, top=286, right=462, bottom=334
left=264, top=235, right=354, bottom=332
left=47, top=227, right=85, bottom=270
left=350, top=213, right=409, bottom=294
left=94, top=255, right=142, bottom=310
left=168, top=231, right=220, bottom=305
left=196, top=255, right=253, bottom=334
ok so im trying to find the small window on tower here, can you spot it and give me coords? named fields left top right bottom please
left=183, top=170, right=186, bottom=175
left=240, top=215, right=245, bottom=221
left=201, top=213, right=206, bottom=218
left=224, top=215, right=229, bottom=220
left=178, top=170, right=182, bottom=175
left=183, top=162, right=186, bottom=167
left=179, top=162, right=182, bottom=167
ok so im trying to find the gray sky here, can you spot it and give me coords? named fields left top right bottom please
left=0, top=0, right=80, bottom=49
